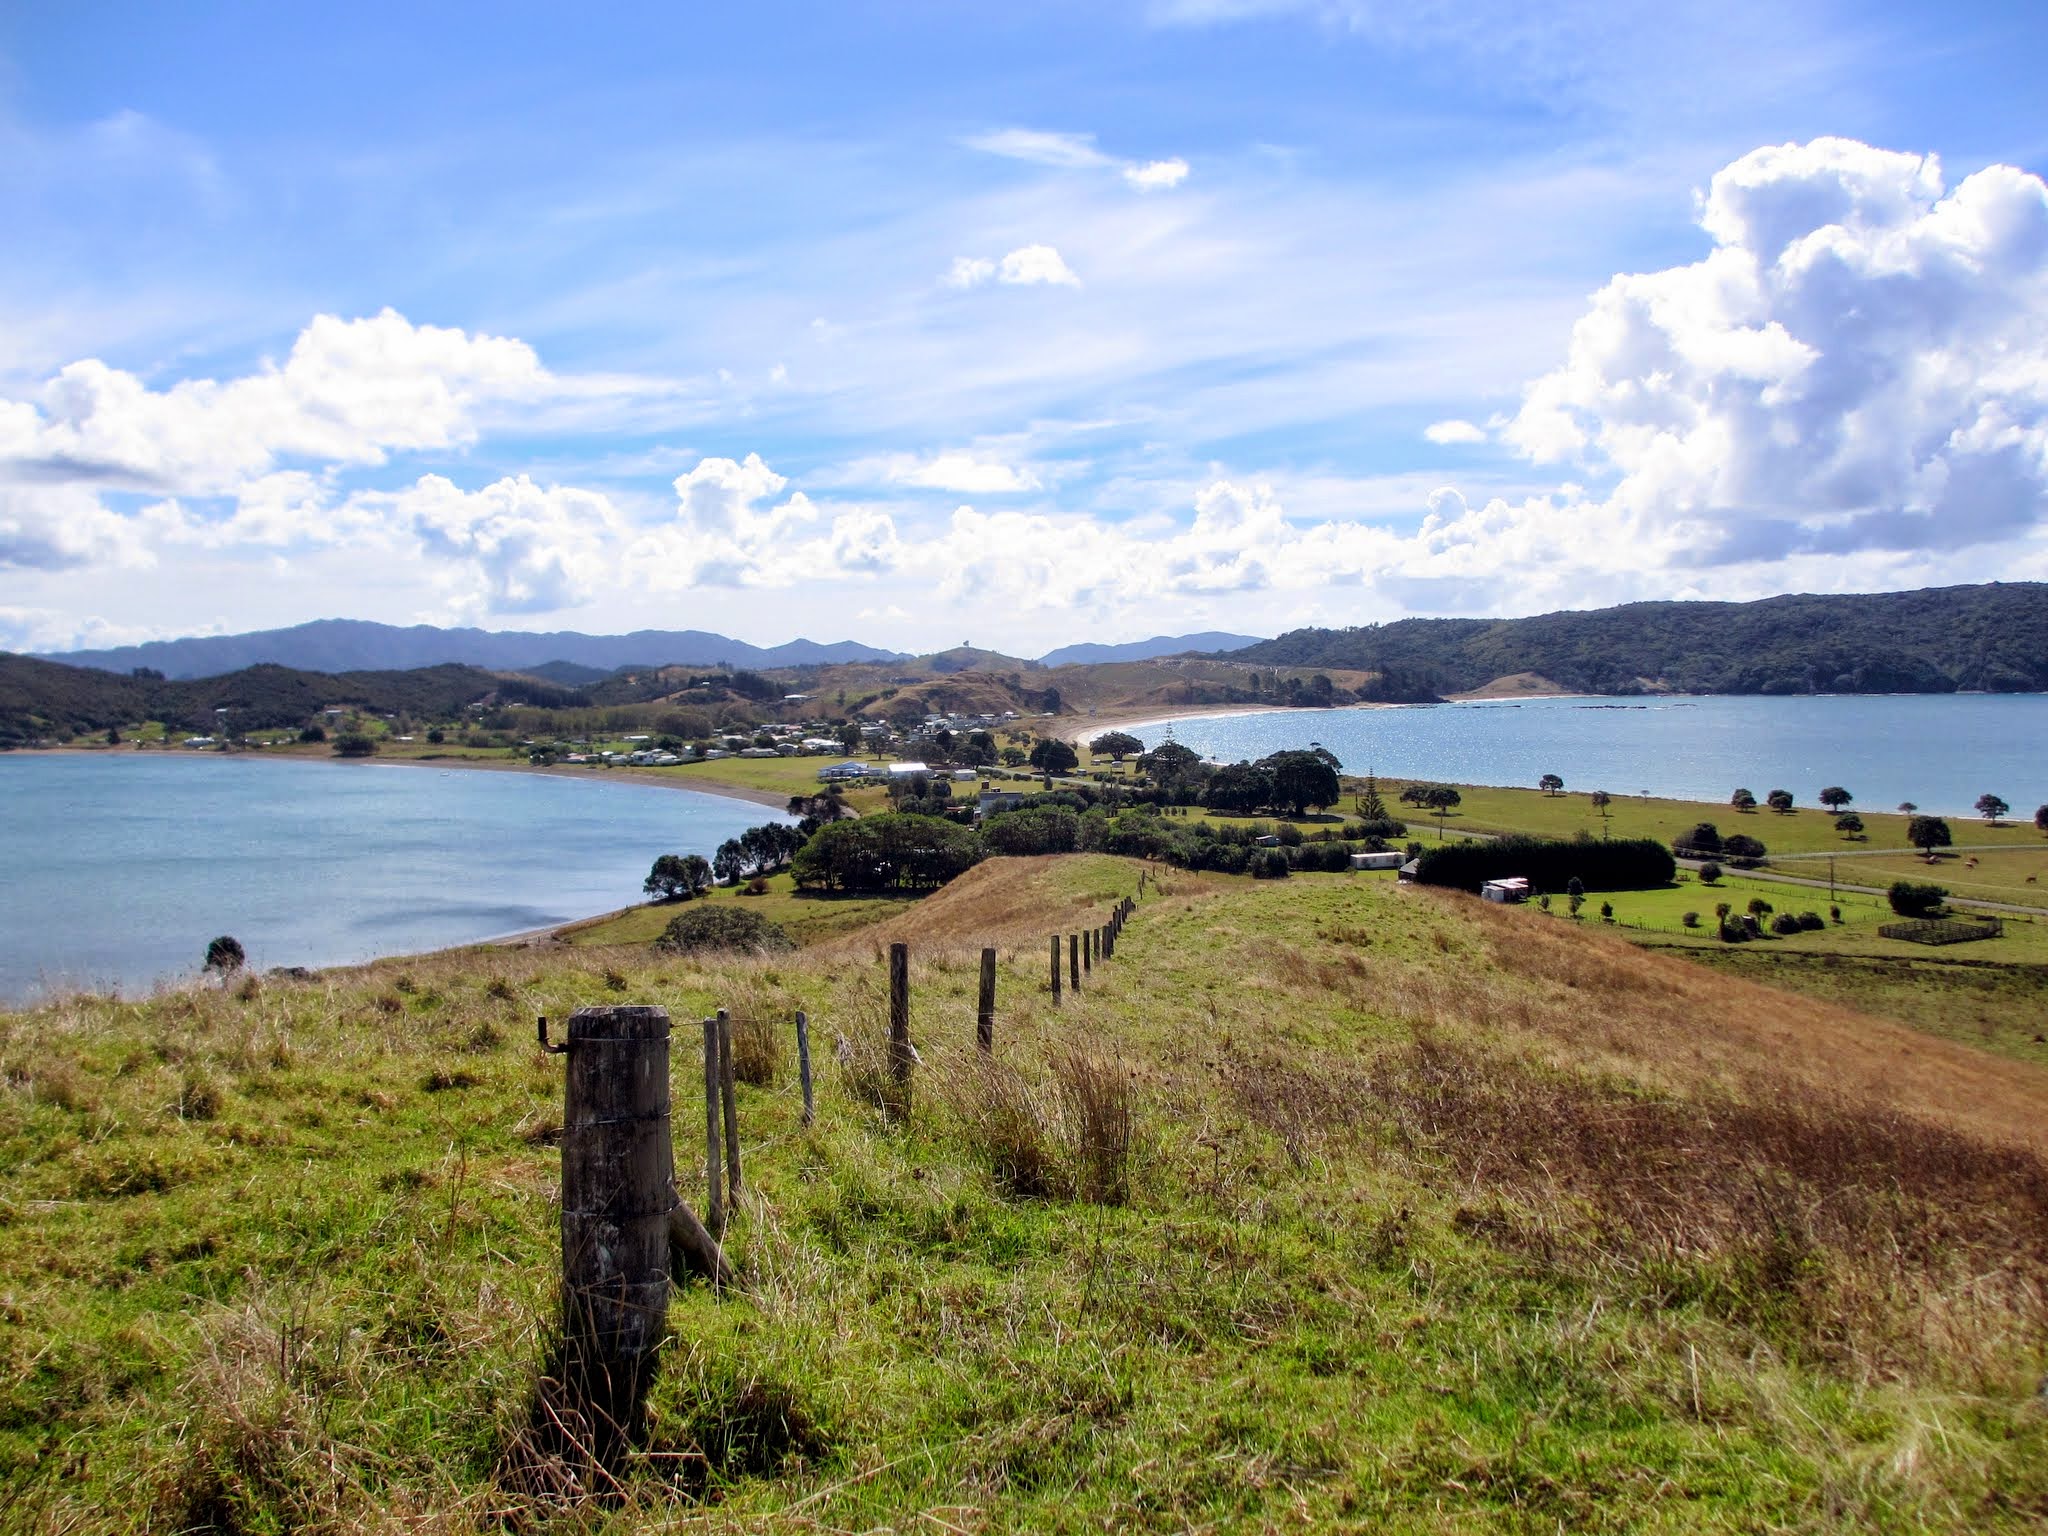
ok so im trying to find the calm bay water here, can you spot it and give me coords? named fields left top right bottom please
left=1126, top=693, right=2048, bottom=820
left=0, top=754, right=785, bottom=1005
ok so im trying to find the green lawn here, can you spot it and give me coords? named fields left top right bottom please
left=1771, top=844, right=2048, bottom=900
left=559, top=869, right=921, bottom=948
left=3, top=864, right=2044, bottom=1531
left=1374, top=778, right=2048, bottom=856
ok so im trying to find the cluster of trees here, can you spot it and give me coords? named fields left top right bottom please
left=1227, top=583, right=2048, bottom=695
left=1121, top=742, right=1345, bottom=818
left=712, top=822, right=806, bottom=885
left=790, top=814, right=985, bottom=892
left=1672, top=823, right=1767, bottom=863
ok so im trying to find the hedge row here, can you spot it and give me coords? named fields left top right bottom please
left=1414, top=835, right=1675, bottom=893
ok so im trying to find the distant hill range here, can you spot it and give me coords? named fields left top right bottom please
left=1226, top=583, right=2048, bottom=697
left=1037, top=632, right=1266, bottom=667
left=33, top=619, right=1264, bottom=682
left=37, top=619, right=906, bottom=681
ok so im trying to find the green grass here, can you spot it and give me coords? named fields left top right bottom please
left=1771, top=845, right=2048, bottom=901
left=1649, top=947, right=2048, bottom=1070
left=3, top=866, right=2045, bottom=1531
left=1377, top=779, right=2048, bottom=856
left=560, top=869, right=921, bottom=947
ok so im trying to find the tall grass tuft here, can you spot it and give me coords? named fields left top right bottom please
left=940, top=1044, right=1139, bottom=1204
left=1055, top=1048, right=1135, bottom=1206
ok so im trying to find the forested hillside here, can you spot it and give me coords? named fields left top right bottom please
left=0, top=656, right=581, bottom=746
left=1227, top=583, right=2048, bottom=695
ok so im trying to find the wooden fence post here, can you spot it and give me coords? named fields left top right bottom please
left=701, top=1015, right=724, bottom=1238
left=1084, top=928, right=1093, bottom=974
left=887, top=941, right=913, bottom=1117
left=1051, top=935, right=1063, bottom=1001
left=556, top=1004, right=674, bottom=1470
left=717, top=1008, right=741, bottom=1205
left=977, top=947, right=997, bottom=1053
left=1069, top=933, right=1080, bottom=992
left=796, top=1009, right=814, bottom=1127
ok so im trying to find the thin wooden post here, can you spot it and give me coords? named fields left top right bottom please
left=1103, top=922, right=1113, bottom=960
left=887, top=941, right=913, bottom=1117
left=1069, top=933, right=1080, bottom=992
left=556, top=1004, right=674, bottom=1469
left=1050, top=935, right=1063, bottom=1001
left=796, top=1009, right=814, bottom=1127
left=701, top=1015, right=724, bottom=1238
left=1083, top=928, right=1093, bottom=974
left=977, top=947, right=997, bottom=1052
left=717, top=1008, right=741, bottom=1205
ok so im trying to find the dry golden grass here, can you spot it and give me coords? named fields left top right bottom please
left=1415, top=890, right=2048, bottom=1156
left=814, top=853, right=1200, bottom=961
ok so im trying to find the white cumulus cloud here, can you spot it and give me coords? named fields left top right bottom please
left=1123, top=157, right=1190, bottom=192
left=998, top=245, right=1081, bottom=287
left=1424, top=418, right=1488, bottom=445
left=1502, top=136, right=2048, bottom=566
left=944, top=245, right=1081, bottom=289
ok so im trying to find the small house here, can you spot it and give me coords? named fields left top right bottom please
left=1349, top=851, right=1404, bottom=871
left=1480, top=877, right=1531, bottom=904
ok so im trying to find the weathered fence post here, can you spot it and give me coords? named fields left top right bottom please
left=1069, top=934, right=1080, bottom=992
left=555, top=1004, right=675, bottom=1471
left=1103, top=921, right=1113, bottom=960
left=1083, top=928, right=1093, bottom=974
left=717, top=1008, right=741, bottom=1205
left=701, top=1015, right=724, bottom=1238
left=795, top=1009, right=814, bottom=1127
left=977, top=947, right=997, bottom=1052
left=887, top=941, right=913, bottom=1117
left=1050, top=935, right=1063, bottom=1001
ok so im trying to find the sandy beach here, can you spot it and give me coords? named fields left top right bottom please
left=1064, top=700, right=1379, bottom=750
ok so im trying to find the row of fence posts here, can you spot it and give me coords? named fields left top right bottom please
left=1050, top=894, right=1135, bottom=1002
left=538, top=881, right=1144, bottom=1481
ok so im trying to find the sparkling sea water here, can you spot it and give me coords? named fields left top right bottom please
left=1121, top=693, right=2048, bottom=821
left=0, top=753, right=787, bottom=1005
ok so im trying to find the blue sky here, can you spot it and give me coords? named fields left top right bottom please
left=2, top=0, right=2046, bottom=654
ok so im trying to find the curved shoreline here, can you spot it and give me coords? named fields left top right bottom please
left=0, top=749, right=798, bottom=1006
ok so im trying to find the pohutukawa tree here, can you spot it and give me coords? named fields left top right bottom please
left=1818, top=786, right=1853, bottom=811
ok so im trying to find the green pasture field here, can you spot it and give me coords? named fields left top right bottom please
left=3, top=858, right=2045, bottom=1530
left=1771, top=844, right=2048, bottom=900
left=558, top=869, right=921, bottom=948
left=1540, top=870, right=2048, bottom=963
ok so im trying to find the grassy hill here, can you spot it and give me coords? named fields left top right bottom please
left=2, top=857, right=2044, bottom=1531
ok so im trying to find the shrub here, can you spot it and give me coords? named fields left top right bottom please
left=1681, top=911, right=1700, bottom=928
left=1253, top=849, right=1292, bottom=879
left=1798, top=911, right=1826, bottom=931
left=654, top=906, right=795, bottom=955
left=1599, top=901, right=1614, bottom=921
left=202, top=935, right=246, bottom=974
left=1887, top=881, right=1948, bottom=918
left=296, top=724, right=326, bottom=743
left=1414, top=835, right=1674, bottom=894
left=1696, top=862, right=1723, bottom=884
left=1291, top=841, right=1354, bottom=873
left=332, top=732, right=377, bottom=758
left=1770, top=912, right=1803, bottom=936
